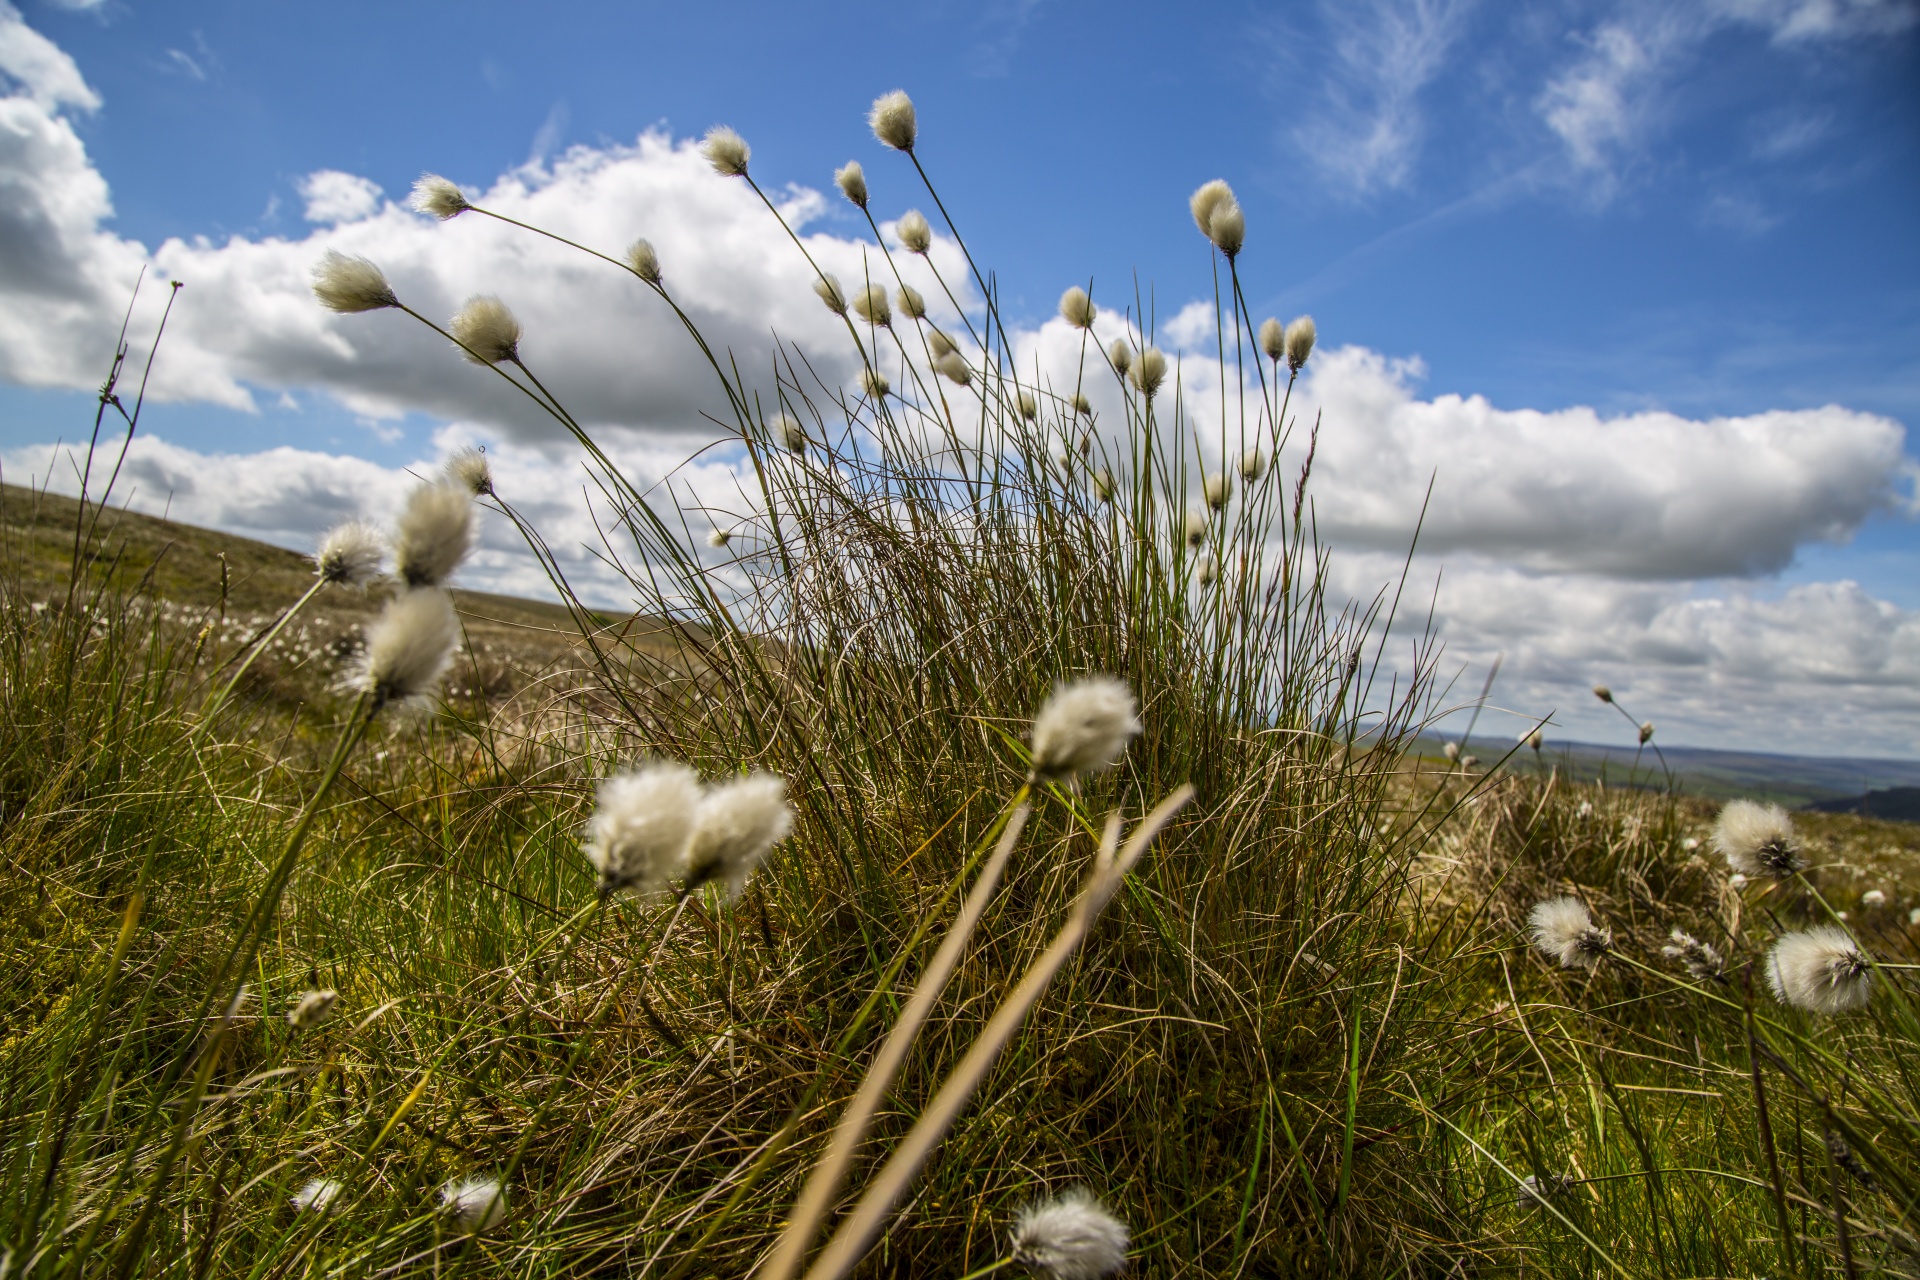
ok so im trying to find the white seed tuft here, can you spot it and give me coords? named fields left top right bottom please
left=860, top=367, right=890, bottom=399
left=1258, top=317, right=1285, bottom=363
left=701, top=126, right=750, bottom=176
left=896, top=283, right=926, bottom=319
left=287, top=989, right=339, bottom=1030
left=410, top=174, right=470, bottom=220
left=1442, top=742, right=1460, bottom=762
left=355, top=589, right=460, bottom=712
left=813, top=274, right=847, bottom=315
left=311, top=251, right=398, bottom=314
left=852, top=284, right=891, bottom=327
left=1529, top=897, right=1611, bottom=970
left=834, top=160, right=868, bottom=208
left=1184, top=509, right=1209, bottom=548
left=1711, top=799, right=1804, bottom=879
left=1017, top=390, right=1037, bottom=420
left=1029, top=676, right=1142, bottom=782
left=869, top=89, right=918, bottom=151
left=1189, top=180, right=1235, bottom=238
left=1107, top=339, right=1132, bottom=376
left=1593, top=684, right=1614, bottom=703
left=936, top=351, right=972, bottom=386
left=1129, top=347, right=1167, bottom=398
left=1239, top=447, right=1266, bottom=482
left=626, top=238, right=662, bottom=285
left=1862, top=888, right=1886, bottom=908
left=1073, top=393, right=1092, bottom=416
left=1207, top=200, right=1245, bottom=257
left=439, top=1177, right=506, bottom=1234
left=1196, top=554, right=1218, bottom=587
left=314, top=521, right=384, bottom=588
left=896, top=209, right=932, bottom=254
left=446, top=446, right=492, bottom=496
left=1638, top=720, right=1655, bottom=744
left=450, top=295, right=521, bottom=365
left=393, top=482, right=474, bottom=588
left=291, top=1178, right=344, bottom=1215
left=1768, top=927, right=1872, bottom=1015
left=774, top=415, right=809, bottom=453
left=1092, top=467, right=1115, bottom=502
left=1661, top=930, right=1725, bottom=983
left=927, top=328, right=958, bottom=360
left=1059, top=286, right=1095, bottom=330
left=684, top=772, right=794, bottom=899
left=582, top=762, right=702, bottom=897
left=1204, top=471, right=1231, bottom=511
left=1010, top=1187, right=1130, bottom=1280
left=706, top=527, right=732, bottom=549
left=1284, top=315, right=1315, bottom=371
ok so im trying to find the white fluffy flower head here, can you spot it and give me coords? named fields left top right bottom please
left=936, top=351, right=972, bottom=386
left=1184, top=509, right=1209, bottom=548
left=439, top=1176, right=506, bottom=1234
left=626, top=238, right=662, bottom=285
left=1129, top=347, right=1167, bottom=398
left=896, top=283, right=926, bottom=319
left=354, top=588, right=460, bottom=712
left=446, top=446, right=492, bottom=496
left=287, top=989, right=339, bottom=1030
left=1768, top=927, right=1871, bottom=1014
left=701, top=125, right=750, bottom=176
left=1284, top=315, right=1315, bottom=371
left=896, top=209, right=932, bottom=254
left=393, top=482, right=474, bottom=588
left=1092, top=466, right=1115, bottom=502
left=684, top=772, right=794, bottom=899
left=852, top=284, right=891, bottom=326
left=834, top=160, right=868, bottom=208
left=1529, top=897, right=1611, bottom=970
left=315, top=521, right=384, bottom=588
left=1711, top=799, right=1804, bottom=878
left=1204, top=471, right=1231, bottom=511
left=583, top=762, right=702, bottom=896
left=1189, top=180, right=1235, bottom=238
left=291, top=1178, right=343, bottom=1214
left=1207, top=200, right=1245, bottom=257
left=1107, top=339, right=1132, bottom=376
left=869, top=89, right=917, bottom=151
left=813, top=273, right=847, bottom=315
left=1661, top=930, right=1724, bottom=983
left=410, top=174, right=470, bottom=219
left=450, top=295, right=521, bottom=365
left=1239, top=448, right=1266, bottom=482
left=311, top=251, right=398, bottom=314
left=1196, top=553, right=1218, bottom=587
left=1010, top=1187, right=1130, bottom=1280
left=774, top=414, right=808, bottom=454
left=1059, top=286, right=1095, bottom=330
left=1030, top=677, right=1143, bottom=781
left=1258, top=317, right=1285, bottom=363
left=707, top=527, right=732, bottom=549
left=860, top=367, right=890, bottom=399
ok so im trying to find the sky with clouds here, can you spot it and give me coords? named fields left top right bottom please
left=0, top=0, right=1915, bottom=756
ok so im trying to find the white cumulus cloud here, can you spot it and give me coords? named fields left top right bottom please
left=299, top=170, right=383, bottom=224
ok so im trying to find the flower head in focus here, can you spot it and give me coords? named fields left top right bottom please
left=311, top=251, right=398, bottom=313
left=626, top=238, right=662, bottom=285
left=869, top=89, right=917, bottom=151
left=1258, top=317, right=1285, bottom=363
left=410, top=174, right=470, bottom=219
left=813, top=274, right=848, bottom=315
left=1189, top=180, right=1234, bottom=239
left=1129, top=347, right=1167, bottom=398
left=1711, top=800, right=1805, bottom=879
left=446, top=446, right=493, bottom=497
left=896, top=210, right=932, bottom=254
left=450, top=295, right=521, bottom=365
left=1107, top=339, right=1132, bottom=376
left=1059, top=287, right=1095, bottom=330
left=701, top=126, right=751, bottom=176
left=896, top=284, right=926, bottom=319
left=1284, top=315, right=1315, bottom=372
left=834, top=160, right=868, bottom=208
left=1768, top=927, right=1872, bottom=1014
left=852, top=284, right=891, bottom=326
left=1529, top=897, right=1611, bottom=970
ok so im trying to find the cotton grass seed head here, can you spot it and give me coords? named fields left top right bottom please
left=813, top=273, right=847, bottom=315
left=684, top=772, right=793, bottom=899
left=1029, top=676, right=1142, bottom=782
left=1010, top=1187, right=1130, bottom=1280
left=1207, top=200, right=1245, bottom=257
left=583, top=762, right=702, bottom=897
left=859, top=367, right=890, bottom=399
left=1018, top=389, right=1038, bottom=420
left=393, top=482, right=474, bottom=588
left=774, top=414, right=808, bottom=454
left=450, top=295, right=521, bottom=365
left=1661, top=930, right=1725, bottom=983
left=1526, top=728, right=1545, bottom=750
left=706, top=527, right=731, bottom=549
left=1862, top=888, right=1886, bottom=907
left=1129, top=346, right=1167, bottom=398
left=1107, top=339, right=1132, bottom=376
left=1711, top=799, right=1804, bottom=879
left=896, top=283, right=926, bottom=319
left=314, top=521, right=384, bottom=588
left=1189, top=179, right=1235, bottom=238
left=927, top=328, right=957, bottom=360
left=936, top=351, right=972, bottom=386
left=446, top=446, right=492, bottom=497
left=1092, top=466, right=1115, bottom=502
left=1059, top=286, right=1095, bottom=330
left=1240, top=447, right=1266, bottom=482
left=1073, top=392, right=1092, bottom=416
left=1638, top=720, right=1655, bottom=744
left=1442, top=741, right=1460, bottom=762
left=439, top=1177, right=506, bottom=1234
left=834, top=160, right=868, bottom=208
left=869, top=89, right=917, bottom=151
left=287, top=989, right=339, bottom=1030
left=852, top=283, right=891, bottom=326
left=701, top=125, right=750, bottom=176
left=410, top=174, right=470, bottom=219
left=291, top=1178, right=343, bottom=1215
left=1258, top=317, right=1285, bottom=363
left=1204, top=470, right=1231, bottom=510
left=1184, top=509, right=1209, bottom=548
left=1592, top=684, right=1613, bottom=703
left=311, top=251, right=398, bottom=313
left=355, top=588, right=460, bottom=712
left=1768, top=927, right=1872, bottom=1015
left=896, top=209, right=932, bottom=254
left=1529, top=896, right=1611, bottom=970
left=1196, top=553, right=1218, bottom=587
left=626, top=238, right=662, bottom=284
left=1284, top=315, right=1316, bottom=371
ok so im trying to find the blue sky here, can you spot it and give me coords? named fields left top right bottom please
left=2, top=0, right=1918, bottom=754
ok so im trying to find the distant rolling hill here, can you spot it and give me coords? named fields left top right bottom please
left=1413, top=734, right=1920, bottom=811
